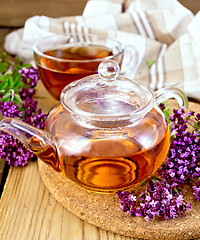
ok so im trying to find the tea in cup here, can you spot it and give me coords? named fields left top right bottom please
left=33, top=33, right=136, bottom=100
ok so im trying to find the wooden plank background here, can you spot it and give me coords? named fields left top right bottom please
left=178, top=0, right=200, bottom=15
left=0, top=0, right=88, bottom=27
left=0, top=0, right=199, bottom=27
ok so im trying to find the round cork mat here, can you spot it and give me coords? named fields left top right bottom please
left=38, top=102, right=200, bottom=240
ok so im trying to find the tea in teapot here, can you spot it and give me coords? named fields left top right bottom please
left=0, top=60, right=187, bottom=193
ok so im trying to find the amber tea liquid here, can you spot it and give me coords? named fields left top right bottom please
left=34, top=106, right=170, bottom=193
left=35, top=45, right=120, bottom=100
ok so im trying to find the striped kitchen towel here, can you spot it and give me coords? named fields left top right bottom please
left=4, top=0, right=200, bottom=100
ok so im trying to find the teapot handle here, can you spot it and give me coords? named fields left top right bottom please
left=154, top=87, right=188, bottom=109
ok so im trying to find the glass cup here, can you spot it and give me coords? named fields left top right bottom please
left=33, top=33, right=137, bottom=100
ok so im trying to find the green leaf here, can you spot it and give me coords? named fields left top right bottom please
left=0, top=74, right=10, bottom=81
left=152, top=175, right=161, bottom=180
left=151, top=178, right=159, bottom=183
left=14, top=57, right=22, bottom=65
left=163, top=109, right=171, bottom=123
left=147, top=59, right=156, bottom=68
left=141, top=179, right=148, bottom=187
left=164, top=101, right=170, bottom=111
left=0, top=52, right=9, bottom=61
left=0, top=61, right=11, bottom=74
left=1, top=93, right=11, bottom=102
left=7, top=76, right=14, bottom=88
left=0, top=80, right=8, bottom=90
left=194, top=122, right=199, bottom=130
left=174, top=188, right=179, bottom=194
left=12, top=72, right=22, bottom=85
left=22, top=63, right=32, bottom=68
left=13, top=79, right=24, bottom=89
left=13, top=93, right=23, bottom=104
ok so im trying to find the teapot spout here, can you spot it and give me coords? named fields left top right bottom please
left=0, top=117, right=61, bottom=172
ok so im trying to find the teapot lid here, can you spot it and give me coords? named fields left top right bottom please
left=61, top=60, right=154, bottom=121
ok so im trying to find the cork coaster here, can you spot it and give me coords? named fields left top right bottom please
left=38, top=159, right=200, bottom=240
left=38, top=102, right=200, bottom=240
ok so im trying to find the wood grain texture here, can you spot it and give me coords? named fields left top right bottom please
left=0, top=0, right=88, bottom=27
left=0, top=161, right=139, bottom=240
left=178, top=0, right=200, bottom=15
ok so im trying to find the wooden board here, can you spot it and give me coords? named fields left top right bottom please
left=0, top=160, right=140, bottom=240
left=38, top=102, right=200, bottom=240
left=178, top=0, right=200, bottom=15
left=0, top=0, right=88, bottom=27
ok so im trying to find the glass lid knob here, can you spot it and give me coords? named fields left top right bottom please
left=98, top=60, right=120, bottom=81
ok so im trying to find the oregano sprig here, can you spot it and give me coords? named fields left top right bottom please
left=117, top=105, right=200, bottom=221
left=0, top=52, right=32, bottom=104
left=0, top=52, right=47, bottom=166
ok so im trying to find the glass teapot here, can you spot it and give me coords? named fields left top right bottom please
left=0, top=60, right=187, bottom=193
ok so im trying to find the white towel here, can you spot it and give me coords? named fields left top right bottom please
left=4, top=0, right=200, bottom=101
